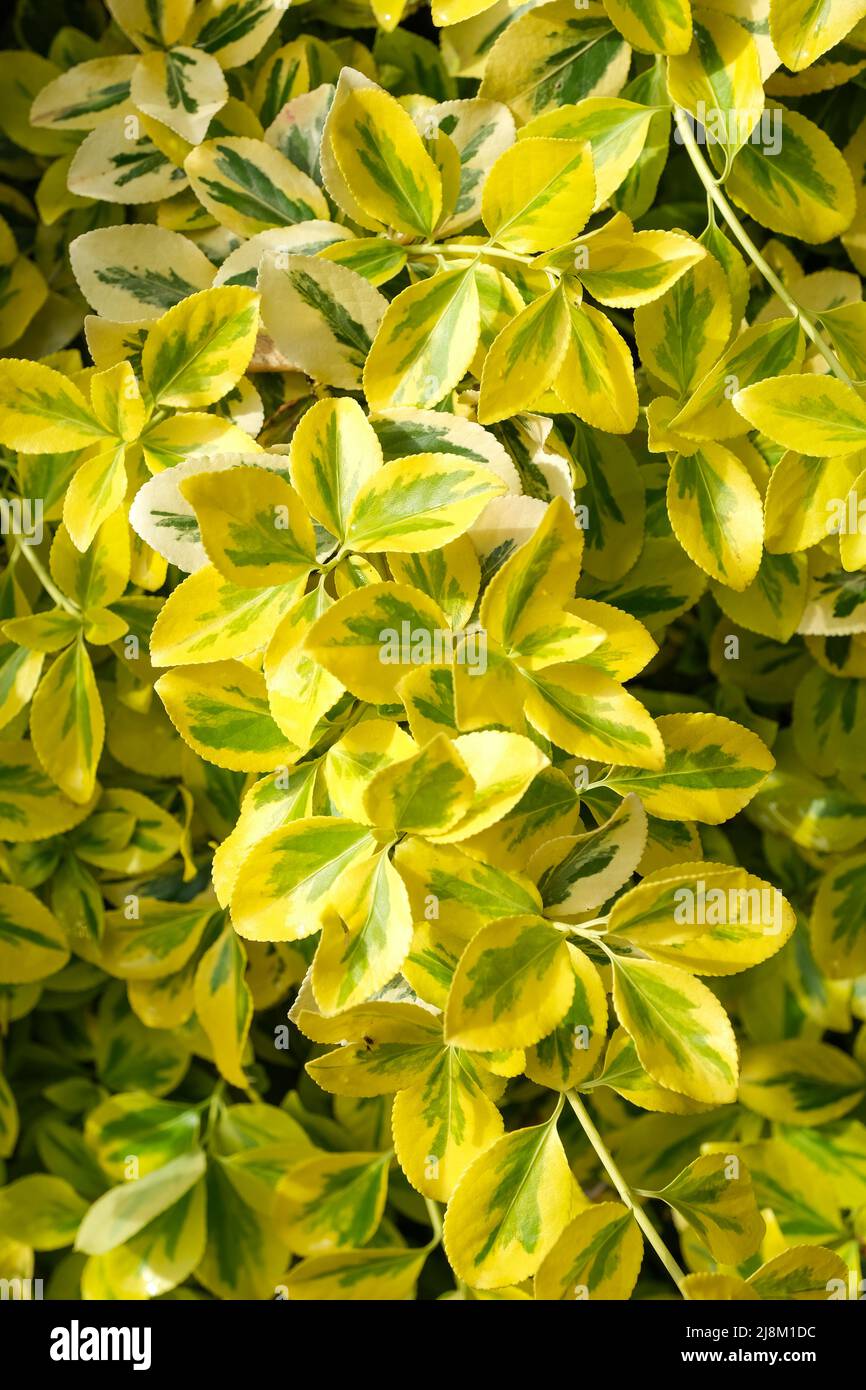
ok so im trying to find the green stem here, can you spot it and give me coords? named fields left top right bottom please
left=566, top=1090, right=685, bottom=1291
left=673, top=106, right=853, bottom=386
left=13, top=538, right=79, bottom=615
left=410, top=241, right=532, bottom=266
left=424, top=1196, right=443, bottom=1245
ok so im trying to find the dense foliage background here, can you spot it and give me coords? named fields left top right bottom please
left=1, top=0, right=866, bottom=1302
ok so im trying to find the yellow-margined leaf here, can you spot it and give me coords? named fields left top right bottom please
left=568, top=598, right=658, bottom=681
left=156, top=661, right=298, bottom=772
left=607, top=712, right=775, bottom=822
left=259, top=253, right=386, bottom=391
left=0, top=359, right=105, bottom=452
left=651, top=1153, right=764, bottom=1263
left=69, top=223, right=215, bottom=322
left=182, top=0, right=283, bottom=68
left=180, top=466, right=316, bottom=587
left=0, top=255, right=47, bottom=349
left=429, top=97, right=516, bottom=237
left=605, top=0, right=691, bottom=55
left=393, top=835, right=542, bottom=935
left=31, top=639, right=103, bottom=804
left=214, top=222, right=353, bottom=291
left=80, top=1182, right=206, bottom=1300
left=184, top=137, right=328, bottom=237
left=739, top=1040, right=866, bottom=1124
left=524, top=943, right=608, bottom=1089
left=392, top=1048, right=504, bottom=1201
left=482, top=137, right=594, bottom=252
left=711, top=551, right=808, bottom=641
left=727, top=106, right=855, bottom=244
left=132, top=47, right=227, bottom=144
left=478, top=3, right=631, bottom=125
left=364, top=267, right=480, bottom=412
left=840, top=464, right=866, bottom=571
left=748, top=1244, right=850, bottom=1299
left=289, top=396, right=383, bottom=543
left=576, top=228, right=706, bottom=310
left=212, top=763, right=320, bottom=907
left=524, top=664, right=664, bottom=768
left=75, top=787, right=181, bottom=876
left=733, top=373, right=866, bottom=457
left=668, top=10, right=764, bottom=171
left=149, top=563, right=303, bottom=666
left=671, top=318, right=805, bottom=440
left=63, top=444, right=128, bottom=553
left=313, top=850, right=414, bottom=1012
left=325, top=721, right=415, bottom=823
left=792, top=664, right=866, bottom=776
left=141, top=286, right=259, bottom=409
left=442, top=1103, right=583, bottom=1290
left=139, top=415, right=261, bottom=475
left=264, top=588, right=344, bottom=751
left=404, top=916, right=473, bottom=1012
left=610, top=860, right=795, bottom=973
left=0, top=739, right=99, bottom=842
left=398, top=663, right=458, bottom=744
left=388, top=537, right=480, bottom=632
left=75, top=1150, right=205, bottom=1255
left=344, top=453, right=505, bottom=553
left=285, top=1246, right=429, bottom=1301
left=554, top=301, right=638, bottom=433
left=318, top=237, right=408, bottom=287
left=363, top=734, right=474, bottom=836
left=197, top=1157, right=288, bottom=1300
left=590, top=1028, right=711, bottom=1114
left=811, top=852, right=866, bottom=978
left=426, top=731, right=549, bottom=843
left=667, top=443, right=763, bottom=590
left=51, top=514, right=128, bottom=611
left=230, top=817, right=376, bottom=943
left=29, top=54, right=138, bottom=132
left=769, top=0, right=866, bottom=72
left=0, top=883, right=69, bottom=984
left=534, top=1201, right=643, bottom=1300
left=89, top=360, right=145, bottom=441
left=85, top=1092, right=201, bottom=1181
left=0, top=1174, right=87, bottom=1250
left=103, top=0, right=193, bottom=50
left=329, top=85, right=442, bottom=237
left=304, top=1007, right=443, bottom=1097
left=93, top=900, right=212, bottom=981
left=529, top=792, right=647, bottom=915
left=194, top=926, right=252, bottom=1088
left=275, top=1151, right=390, bottom=1255
left=477, top=286, right=569, bottom=425
left=611, top=955, right=739, bottom=1103
left=68, top=117, right=185, bottom=204
left=522, top=100, right=654, bottom=208
left=472, top=263, right=526, bottom=375
left=634, top=252, right=731, bottom=393
left=444, top=915, right=574, bottom=1050
left=306, top=581, right=450, bottom=704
